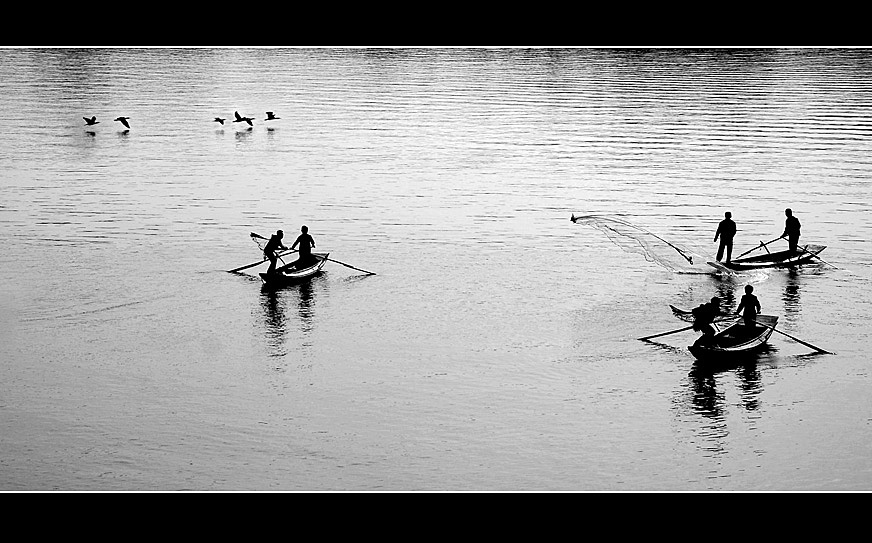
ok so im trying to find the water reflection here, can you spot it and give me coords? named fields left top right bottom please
left=235, top=127, right=253, bottom=142
left=295, top=280, right=315, bottom=335
left=688, top=359, right=764, bottom=415
left=782, top=269, right=802, bottom=322
left=258, top=277, right=323, bottom=357
left=688, top=348, right=769, bottom=412
left=260, top=288, right=287, bottom=357
left=679, top=350, right=770, bottom=454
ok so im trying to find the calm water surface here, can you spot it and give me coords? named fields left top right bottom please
left=1, top=48, right=871, bottom=491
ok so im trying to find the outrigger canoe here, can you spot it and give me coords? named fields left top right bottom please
left=708, top=244, right=825, bottom=272
left=259, top=253, right=329, bottom=287
left=688, top=314, right=778, bottom=362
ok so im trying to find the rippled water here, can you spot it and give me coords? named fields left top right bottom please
left=2, top=48, right=872, bottom=491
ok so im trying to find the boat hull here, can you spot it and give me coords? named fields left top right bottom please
left=688, top=314, right=778, bottom=362
left=259, top=253, right=328, bottom=287
left=711, top=245, right=825, bottom=271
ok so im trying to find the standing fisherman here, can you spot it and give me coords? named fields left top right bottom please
left=781, top=208, right=801, bottom=253
left=714, top=211, right=737, bottom=263
left=263, top=230, right=288, bottom=275
left=287, top=225, right=316, bottom=270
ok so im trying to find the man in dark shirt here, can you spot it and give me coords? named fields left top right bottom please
left=288, top=225, right=316, bottom=269
left=781, top=208, right=801, bottom=253
left=714, top=211, right=737, bottom=263
left=263, top=230, right=288, bottom=275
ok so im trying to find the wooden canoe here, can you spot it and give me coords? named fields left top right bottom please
left=688, top=314, right=778, bottom=361
left=708, top=244, right=825, bottom=272
left=259, top=253, right=329, bottom=287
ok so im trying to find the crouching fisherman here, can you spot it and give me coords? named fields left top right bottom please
left=692, top=297, right=721, bottom=347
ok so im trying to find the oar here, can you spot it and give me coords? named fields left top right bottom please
left=638, top=325, right=695, bottom=341
left=754, top=319, right=833, bottom=355
left=798, top=245, right=839, bottom=270
left=228, top=249, right=297, bottom=273
left=250, top=232, right=376, bottom=275
left=736, top=237, right=781, bottom=259
left=323, top=256, right=376, bottom=275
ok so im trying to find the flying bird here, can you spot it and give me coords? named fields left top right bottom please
left=83, top=116, right=99, bottom=126
left=114, top=116, right=130, bottom=129
left=233, top=111, right=254, bottom=126
left=214, top=117, right=226, bottom=125
left=265, top=111, right=280, bottom=121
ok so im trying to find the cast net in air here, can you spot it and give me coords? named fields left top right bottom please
left=570, top=213, right=712, bottom=274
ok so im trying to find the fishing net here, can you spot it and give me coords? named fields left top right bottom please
left=570, top=214, right=712, bottom=274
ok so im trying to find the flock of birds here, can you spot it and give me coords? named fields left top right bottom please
left=82, top=111, right=280, bottom=130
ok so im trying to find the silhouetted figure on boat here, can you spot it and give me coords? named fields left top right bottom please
left=714, top=211, right=737, bottom=262
left=265, top=111, right=280, bottom=121
left=286, top=225, right=316, bottom=270
left=692, top=297, right=721, bottom=347
left=263, top=230, right=288, bottom=275
left=214, top=117, right=226, bottom=125
left=781, top=208, right=801, bottom=253
left=114, top=116, right=130, bottom=129
left=83, top=116, right=99, bottom=126
left=735, top=285, right=761, bottom=328
left=233, top=111, right=254, bottom=126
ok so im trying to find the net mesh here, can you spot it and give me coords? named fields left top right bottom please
left=570, top=214, right=712, bottom=274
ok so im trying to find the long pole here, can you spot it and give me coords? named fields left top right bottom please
left=736, top=237, right=781, bottom=259
left=754, top=319, right=833, bottom=355
left=638, top=325, right=695, bottom=341
left=323, top=257, right=376, bottom=275
left=247, top=232, right=376, bottom=275
left=228, top=249, right=297, bottom=273
left=798, top=245, right=839, bottom=270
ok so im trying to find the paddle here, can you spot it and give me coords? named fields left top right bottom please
left=638, top=325, right=695, bottom=341
left=323, top=257, right=376, bottom=275
left=797, top=244, right=839, bottom=270
left=228, top=249, right=298, bottom=273
left=250, top=232, right=376, bottom=276
left=753, top=319, right=833, bottom=355
left=736, top=237, right=781, bottom=259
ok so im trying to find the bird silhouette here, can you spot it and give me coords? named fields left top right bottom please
left=265, top=111, right=280, bottom=121
left=114, top=116, right=130, bottom=129
left=233, top=111, right=254, bottom=126
left=214, top=117, right=226, bottom=125
left=83, top=116, right=99, bottom=126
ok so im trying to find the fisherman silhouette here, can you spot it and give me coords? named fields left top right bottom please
left=692, top=297, right=721, bottom=347
left=714, top=211, right=737, bottom=263
left=781, top=208, right=801, bottom=253
left=735, top=285, right=761, bottom=328
left=285, top=225, right=316, bottom=271
left=263, top=230, right=288, bottom=275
